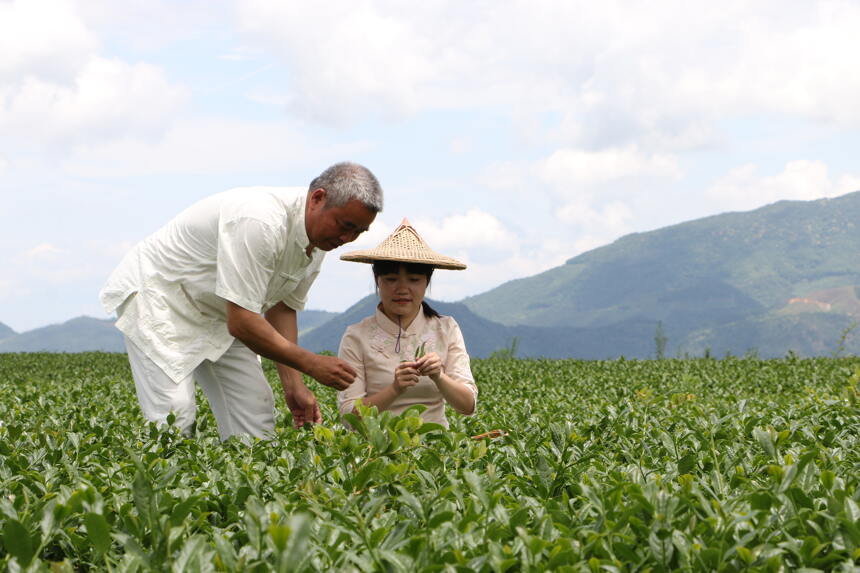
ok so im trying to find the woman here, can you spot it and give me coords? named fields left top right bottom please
left=336, top=219, right=477, bottom=428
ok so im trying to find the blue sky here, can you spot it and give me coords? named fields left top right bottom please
left=2, top=0, right=860, bottom=332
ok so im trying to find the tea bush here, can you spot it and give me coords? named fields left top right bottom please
left=1, top=353, right=859, bottom=571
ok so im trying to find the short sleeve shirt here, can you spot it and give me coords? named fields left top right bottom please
left=336, top=307, right=477, bottom=428
left=100, top=187, right=324, bottom=383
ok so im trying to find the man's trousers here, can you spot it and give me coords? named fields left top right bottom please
left=124, top=336, right=275, bottom=440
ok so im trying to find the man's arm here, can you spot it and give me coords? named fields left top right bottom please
left=225, top=301, right=356, bottom=389
left=261, top=302, right=322, bottom=427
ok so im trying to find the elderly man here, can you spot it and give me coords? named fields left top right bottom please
left=100, top=162, right=382, bottom=440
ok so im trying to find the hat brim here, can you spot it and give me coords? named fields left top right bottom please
left=340, top=251, right=466, bottom=270
left=339, top=218, right=467, bottom=270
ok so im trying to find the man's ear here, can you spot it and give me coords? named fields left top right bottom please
left=308, top=188, right=327, bottom=209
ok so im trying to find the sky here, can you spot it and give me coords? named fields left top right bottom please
left=2, top=0, right=860, bottom=332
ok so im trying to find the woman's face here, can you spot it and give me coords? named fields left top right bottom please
left=376, top=266, right=429, bottom=324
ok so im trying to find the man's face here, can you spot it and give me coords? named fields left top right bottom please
left=305, top=189, right=377, bottom=251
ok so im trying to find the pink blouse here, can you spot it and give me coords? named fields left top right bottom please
left=336, top=306, right=477, bottom=428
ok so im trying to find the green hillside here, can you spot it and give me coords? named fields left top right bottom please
left=463, top=192, right=860, bottom=356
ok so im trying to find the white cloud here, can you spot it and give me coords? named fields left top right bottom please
left=0, top=0, right=188, bottom=148
left=706, top=160, right=860, bottom=211
left=482, top=146, right=681, bottom=199
left=237, top=1, right=860, bottom=144
left=477, top=160, right=531, bottom=193
left=0, top=0, right=96, bottom=83
left=0, top=278, right=12, bottom=300
left=63, top=119, right=372, bottom=177
left=75, top=0, right=224, bottom=53
left=19, top=243, right=63, bottom=261
left=423, top=236, right=575, bottom=303
left=412, top=210, right=516, bottom=252
left=478, top=145, right=674, bottom=246
left=557, top=200, right=633, bottom=230
left=539, top=146, right=682, bottom=189
left=1, top=57, right=189, bottom=145
left=449, top=137, right=472, bottom=154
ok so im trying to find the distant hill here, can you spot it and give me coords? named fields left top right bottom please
left=0, top=317, right=125, bottom=352
left=301, top=296, right=514, bottom=357
left=6, top=193, right=860, bottom=358
left=301, top=295, right=657, bottom=359
left=0, top=322, right=15, bottom=340
left=298, top=310, right=339, bottom=335
left=464, top=192, right=860, bottom=357
left=0, top=309, right=345, bottom=354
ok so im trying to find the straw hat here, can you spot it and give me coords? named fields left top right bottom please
left=340, top=218, right=467, bottom=270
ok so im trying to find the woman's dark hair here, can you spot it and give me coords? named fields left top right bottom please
left=372, top=261, right=440, bottom=318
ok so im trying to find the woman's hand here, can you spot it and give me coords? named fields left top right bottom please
left=416, top=352, right=443, bottom=383
left=393, top=361, right=420, bottom=393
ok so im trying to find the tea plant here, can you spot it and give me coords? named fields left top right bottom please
left=0, top=353, right=858, bottom=571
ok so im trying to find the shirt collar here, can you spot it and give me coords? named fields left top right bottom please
left=374, top=303, right=428, bottom=337
left=292, top=192, right=315, bottom=258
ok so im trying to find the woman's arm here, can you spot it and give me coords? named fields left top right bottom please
left=415, top=353, right=476, bottom=414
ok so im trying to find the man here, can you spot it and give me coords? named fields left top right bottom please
left=100, top=162, right=381, bottom=440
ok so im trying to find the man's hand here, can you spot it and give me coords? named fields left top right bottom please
left=284, top=381, right=322, bottom=428
left=306, top=355, right=357, bottom=390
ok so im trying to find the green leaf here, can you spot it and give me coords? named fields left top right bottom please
left=83, top=512, right=112, bottom=556
left=737, top=546, right=754, bottom=565
left=753, top=427, right=777, bottom=458
left=428, top=511, right=455, bottom=529
left=3, top=519, right=34, bottom=566
left=750, top=491, right=773, bottom=510
left=416, top=422, right=445, bottom=434
left=395, top=486, right=425, bottom=521
left=268, top=523, right=290, bottom=552
left=677, top=452, right=697, bottom=474
left=282, top=514, right=313, bottom=570
left=213, top=534, right=237, bottom=570
left=132, top=470, right=154, bottom=526
left=169, top=496, right=198, bottom=527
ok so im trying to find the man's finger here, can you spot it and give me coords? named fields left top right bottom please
left=340, top=361, right=357, bottom=377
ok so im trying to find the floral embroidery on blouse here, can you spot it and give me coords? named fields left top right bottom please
left=368, top=324, right=391, bottom=358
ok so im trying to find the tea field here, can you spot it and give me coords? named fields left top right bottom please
left=1, top=352, right=859, bottom=571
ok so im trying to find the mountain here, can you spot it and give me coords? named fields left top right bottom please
left=298, top=310, right=339, bottom=335
left=464, top=192, right=860, bottom=357
left=6, top=193, right=859, bottom=357
left=0, top=317, right=125, bottom=352
left=300, top=295, right=657, bottom=358
left=0, top=309, right=345, bottom=354
left=301, top=296, right=514, bottom=356
left=0, top=322, right=15, bottom=340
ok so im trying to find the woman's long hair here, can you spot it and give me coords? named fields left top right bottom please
left=371, top=261, right=440, bottom=318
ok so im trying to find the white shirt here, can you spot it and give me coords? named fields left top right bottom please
left=100, top=187, right=324, bottom=383
left=336, top=306, right=477, bottom=428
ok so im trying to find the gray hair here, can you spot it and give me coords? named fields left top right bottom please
left=309, top=162, right=383, bottom=212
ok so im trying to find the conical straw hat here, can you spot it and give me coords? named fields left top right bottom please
left=340, top=218, right=467, bottom=270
